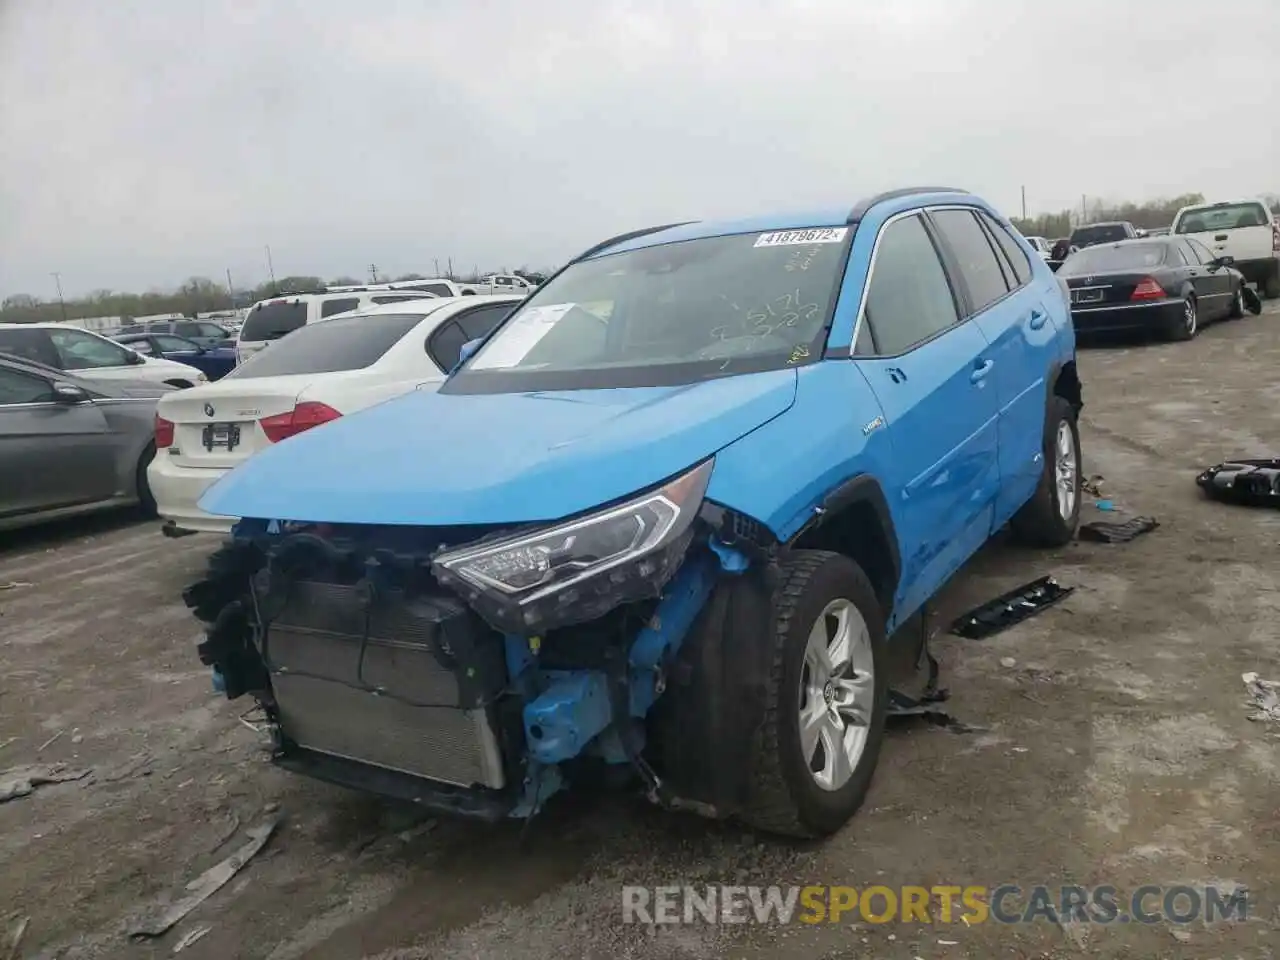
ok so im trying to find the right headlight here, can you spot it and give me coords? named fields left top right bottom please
left=433, top=459, right=713, bottom=633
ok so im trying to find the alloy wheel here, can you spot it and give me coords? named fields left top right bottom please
left=799, top=599, right=875, bottom=792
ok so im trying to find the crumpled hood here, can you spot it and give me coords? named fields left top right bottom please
left=201, top=368, right=798, bottom=525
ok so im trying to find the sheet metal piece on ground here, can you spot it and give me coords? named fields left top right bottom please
left=1197, top=459, right=1280, bottom=507
left=950, top=576, right=1074, bottom=640
left=1079, top=515, right=1159, bottom=543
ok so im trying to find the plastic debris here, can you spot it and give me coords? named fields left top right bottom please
left=1243, top=286, right=1263, bottom=314
left=1197, top=459, right=1280, bottom=507
left=1094, top=499, right=1116, bottom=511
left=1242, top=672, right=1280, bottom=724
left=1000, top=657, right=1017, bottom=668
left=0, top=765, right=91, bottom=804
left=0, top=581, right=31, bottom=591
left=1079, top=516, right=1159, bottom=543
left=128, top=818, right=279, bottom=940
left=951, top=577, right=1074, bottom=640
left=172, top=924, right=212, bottom=953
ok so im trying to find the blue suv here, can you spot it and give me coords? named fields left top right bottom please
left=184, top=187, right=1082, bottom=838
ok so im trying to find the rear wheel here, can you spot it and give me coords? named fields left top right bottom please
left=1011, top=394, right=1081, bottom=547
left=1228, top=283, right=1245, bottom=319
left=740, top=551, right=888, bottom=838
left=136, top=443, right=158, bottom=517
left=1163, top=296, right=1197, bottom=342
left=1263, top=269, right=1280, bottom=300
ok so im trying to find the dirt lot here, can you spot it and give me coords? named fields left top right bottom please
left=3, top=304, right=1280, bottom=960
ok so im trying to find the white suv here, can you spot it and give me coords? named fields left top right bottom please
left=1171, top=199, right=1280, bottom=299
left=236, top=290, right=438, bottom=363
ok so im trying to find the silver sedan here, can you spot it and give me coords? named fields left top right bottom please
left=0, top=351, right=171, bottom=532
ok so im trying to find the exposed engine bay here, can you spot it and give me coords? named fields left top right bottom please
left=183, top=503, right=776, bottom=822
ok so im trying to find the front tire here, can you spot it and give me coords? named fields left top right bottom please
left=1228, top=283, right=1246, bottom=319
left=1011, top=394, right=1081, bottom=547
left=740, top=551, right=888, bottom=838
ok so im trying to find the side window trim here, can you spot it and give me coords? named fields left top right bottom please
left=973, top=213, right=1017, bottom=292
left=977, top=211, right=1031, bottom=290
left=851, top=210, right=969, bottom=360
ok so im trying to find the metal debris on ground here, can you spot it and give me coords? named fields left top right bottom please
left=950, top=576, right=1074, bottom=640
left=6, top=916, right=29, bottom=960
left=37, top=729, right=64, bottom=752
left=0, top=765, right=92, bottom=804
left=1197, top=459, right=1280, bottom=507
left=1079, top=515, right=1159, bottom=543
left=127, top=818, right=279, bottom=940
left=1242, top=672, right=1280, bottom=724
left=171, top=924, right=212, bottom=953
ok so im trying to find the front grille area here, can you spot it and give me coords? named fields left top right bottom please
left=264, top=580, right=507, bottom=790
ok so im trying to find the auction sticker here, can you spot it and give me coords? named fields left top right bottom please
left=470, top=302, right=576, bottom=369
left=754, top=227, right=848, bottom=248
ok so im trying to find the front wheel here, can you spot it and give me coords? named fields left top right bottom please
left=740, top=551, right=888, bottom=838
left=1011, top=394, right=1081, bottom=547
left=1228, top=284, right=1245, bottom=319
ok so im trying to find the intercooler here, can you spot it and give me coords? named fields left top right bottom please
left=262, top=579, right=508, bottom=790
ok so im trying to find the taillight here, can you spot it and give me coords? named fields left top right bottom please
left=154, top=415, right=175, bottom=449
left=259, top=401, right=342, bottom=443
left=1131, top=277, right=1165, bottom=301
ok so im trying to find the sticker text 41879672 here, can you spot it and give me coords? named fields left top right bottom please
left=754, top=227, right=848, bottom=248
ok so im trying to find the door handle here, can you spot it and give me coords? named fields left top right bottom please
left=970, top=359, right=994, bottom=383
left=1028, top=310, right=1047, bottom=330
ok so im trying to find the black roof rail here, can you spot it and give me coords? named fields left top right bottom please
left=846, top=186, right=971, bottom=224
left=571, top=220, right=698, bottom=263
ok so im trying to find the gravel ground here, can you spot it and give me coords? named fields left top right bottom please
left=3, top=302, right=1280, bottom=960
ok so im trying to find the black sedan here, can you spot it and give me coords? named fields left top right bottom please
left=1058, top=236, right=1248, bottom=341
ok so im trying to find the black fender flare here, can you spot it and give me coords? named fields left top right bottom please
left=785, top=473, right=901, bottom=598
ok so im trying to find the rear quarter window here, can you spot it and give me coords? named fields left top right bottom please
left=225, top=312, right=427, bottom=379
left=240, top=302, right=308, bottom=342
left=319, top=297, right=360, bottom=318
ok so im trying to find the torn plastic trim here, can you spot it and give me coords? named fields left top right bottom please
left=950, top=576, right=1074, bottom=640
left=1197, top=459, right=1280, bottom=507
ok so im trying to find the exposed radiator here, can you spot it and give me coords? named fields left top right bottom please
left=264, top=580, right=506, bottom=790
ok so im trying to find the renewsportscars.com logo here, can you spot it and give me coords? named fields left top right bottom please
left=621, top=884, right=1249, bottom=926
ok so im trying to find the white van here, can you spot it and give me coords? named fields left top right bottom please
left=235, top=290, right=437, bottom=363
left=1171, top=199, right=1280, bottom=298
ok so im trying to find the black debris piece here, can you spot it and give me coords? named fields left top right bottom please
left=1243, top=286, right=1263, bottom=315
left=1197, top=459, right=1280, bottom=508
left=1079, top=515, right=1159, bottom=543
left=886, top=638, right=983, bottom=733
left=950, top=576, right=1074, bottom=640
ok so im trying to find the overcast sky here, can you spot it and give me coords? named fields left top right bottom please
left=1, top=0, right=1277, bottom=300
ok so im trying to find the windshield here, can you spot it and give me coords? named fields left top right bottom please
left=1071, top=225, right=1129, bottom=247
left=240, top=301, right=307, bottom=342
left=450, top=227, right=849, bottom=391
left=1175, top=203, right=1270, bottom=234
left=1060, top=242, right=1169, bottom=274
left=224, top=312, right=429, bottom=379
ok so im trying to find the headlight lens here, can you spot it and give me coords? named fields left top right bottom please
left=434, top=459, right=713, bottom=604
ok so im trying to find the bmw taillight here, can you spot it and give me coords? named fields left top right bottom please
left=155, top=415, right=175, bottom=449
left=259, top=401, right=342, bottom=443
left=1131, top=277, right=1165, bottom=301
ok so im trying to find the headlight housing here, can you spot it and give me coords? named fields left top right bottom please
left=433, top=459, right=713, bottom=634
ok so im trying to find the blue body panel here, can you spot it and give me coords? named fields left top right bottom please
left=200, top=369, right=798, bottom=524
left=165, top=346, right=237, bottom=381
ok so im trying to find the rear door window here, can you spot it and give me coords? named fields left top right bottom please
left=930, top=209, right=1012, bottom=312
left=174, top=322, right=204, bottom=338
left=1187, top=238, right=1217, bottom=263
left=154, top=335, right=198, bottom=352
left=240, top=301, right=308, bottom=342
left=319, top=297, right=360, bottom=319
left=982, top=214, right=1033, bottom=287
left=48, top=329, right=134, bottom=369
left=225, top=312, right=426, bottom=379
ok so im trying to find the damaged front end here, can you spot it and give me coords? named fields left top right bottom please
left=183, top=458, right=770, bottom=821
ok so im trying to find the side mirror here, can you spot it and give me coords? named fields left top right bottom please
left=51, top=381, right=90, bottom=404
left=126, top=351, right=146, bottom=365
left=1216, top=255, right=1236, bottom=268
left=450, top=338, right=483, bottom=375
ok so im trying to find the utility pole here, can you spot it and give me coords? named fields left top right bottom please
left=368, top=263, right=379, bottom=284
left=265, top=245, right=277, bottom=287
left=1020, top=185, right=1027, bottom=220
left=434, top=258, right=440, bottom=278
left=50, top=271, right=67, bottom=323
left=225, top=268, right=235, bottom=309
left=447, top=257, right=454, bottom=278
left=1081, top=194, right=1087, bottom=223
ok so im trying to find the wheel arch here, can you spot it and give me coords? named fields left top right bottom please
left=1049, top=358, right=1082, bottom=417
left=785, top=474, right=900, bottom=620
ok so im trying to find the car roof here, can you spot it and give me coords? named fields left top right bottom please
left=1075, top=221, right=1131, bottom=228
left=323, top=293, right=522, bottom=320
left=0, top=322, right=112, bottom=333
left=581, top=186, right=976, bottom=259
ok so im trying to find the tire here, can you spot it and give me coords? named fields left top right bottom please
left=740, top=550, right=888, bottom=838
left=1010, top=394, right=1081, bottom=547
left=1228, top=283, right=1245, bottom=319
left=1264, top=270, right=1280, bottom=300
left=1163, top=296, right=1197, bottom=342
left=136, top=443, right=158, bottom=517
